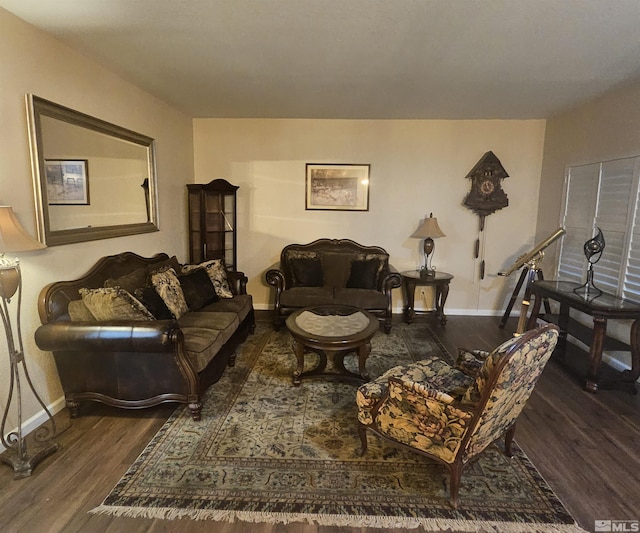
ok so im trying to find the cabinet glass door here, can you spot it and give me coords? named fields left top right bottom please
left=187, top=179, right=238, bottom=269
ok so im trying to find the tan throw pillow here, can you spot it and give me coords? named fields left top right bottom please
left=182, top=259, right=233, bottom=298
left=150, top=268, right=189, bottom=318
left=68, top=299, right=96, bottom=321
left=78, top=287, right=154, bottom=321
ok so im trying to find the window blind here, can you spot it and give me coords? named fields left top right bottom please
left=559, top=156, right=640, bottom=302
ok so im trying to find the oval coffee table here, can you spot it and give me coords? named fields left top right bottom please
left=285, top=305, right=380, bottom=386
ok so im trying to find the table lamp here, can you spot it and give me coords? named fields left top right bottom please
left=410, top=213, right=445, bottom=276
left=0, top=206, right=57, bottom=478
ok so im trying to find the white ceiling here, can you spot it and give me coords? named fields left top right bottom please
left=4, top=0, right=640, bottom=119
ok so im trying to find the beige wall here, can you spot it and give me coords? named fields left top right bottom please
left=193, top=118, right=546, bottom=314
left=537, top=79, right=640, bottom=350
left=0, top=8, right=194, bottom=431
left=538, top=80, right=640, bottom=257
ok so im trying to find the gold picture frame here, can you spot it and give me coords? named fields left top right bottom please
left=305, top=163, right=370, bottom=211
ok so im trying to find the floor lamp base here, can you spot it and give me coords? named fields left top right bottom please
left=0, top=440, right=59, bottom=479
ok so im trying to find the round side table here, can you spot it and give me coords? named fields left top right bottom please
left=401, top=271, right=453, bottom=325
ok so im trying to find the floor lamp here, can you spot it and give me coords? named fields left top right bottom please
left=0, top=206, right=57, bottom=478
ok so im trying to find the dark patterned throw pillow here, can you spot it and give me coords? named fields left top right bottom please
left=179, top=268, right=219, bottom=310
left=133, top=286, right=173, bottom=320
left=346, top=259, right=380, bottom=289
left=290, top=257, right=323, bottom=287
left=182, top=259, right=233, bottom=298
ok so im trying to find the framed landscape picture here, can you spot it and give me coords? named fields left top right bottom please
left=45, top=159, right=89, bottom=205
left=305, top=163, right=370, bottom=211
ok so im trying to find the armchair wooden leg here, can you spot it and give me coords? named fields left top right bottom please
left=357, top=423, right=369, bottom=456
left=448, top=461, right=463, bottom=509
left=505, top=423, right=516, bottom=457
left=188, top=401, right=202, bottom=421
left=66, top=398, right=80, bottom=418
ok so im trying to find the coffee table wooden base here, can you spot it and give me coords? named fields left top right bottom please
left=286, top=305, right=379, bottom=387
left=292, top=341, right=372, bottom=386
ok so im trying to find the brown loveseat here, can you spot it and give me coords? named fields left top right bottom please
left=265, top=239, right=402, bottom=333
left=35, top=252, right=254, bottom=421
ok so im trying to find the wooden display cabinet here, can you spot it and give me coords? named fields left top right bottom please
left=187, top=179, right=238, bottom=269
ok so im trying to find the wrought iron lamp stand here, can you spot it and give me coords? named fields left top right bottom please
left=0, top=261, right=58, bottom=478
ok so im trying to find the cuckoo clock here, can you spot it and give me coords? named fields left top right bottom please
left=463, top=151, right=510, bottom=280
left=463, top=151, right=509, bottom=229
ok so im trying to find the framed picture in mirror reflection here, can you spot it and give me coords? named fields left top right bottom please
left=45, top=159, right=89, bottom=205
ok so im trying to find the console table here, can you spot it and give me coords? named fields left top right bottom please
left=526, top=280, right=640, bottom=392
left=401, top=271, right=453, bottom=325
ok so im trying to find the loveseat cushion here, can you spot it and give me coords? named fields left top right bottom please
left=280, top=287, right=334, bottom=308
left=334, top=287, right=387, bottom=309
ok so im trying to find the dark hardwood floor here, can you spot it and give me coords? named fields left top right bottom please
left=1, top=314, right=638, bottom=533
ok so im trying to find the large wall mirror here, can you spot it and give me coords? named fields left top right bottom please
left=26, top=94, right=159, bottom=246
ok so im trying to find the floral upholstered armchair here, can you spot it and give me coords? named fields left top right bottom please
left=356, top=324, right=559, bottom=508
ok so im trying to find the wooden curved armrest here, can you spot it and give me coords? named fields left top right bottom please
left=265, top=268, right=285, bottom=289
left=381, top=270, right=402, bottom=292
left=226, top=270, right=248, bottom=295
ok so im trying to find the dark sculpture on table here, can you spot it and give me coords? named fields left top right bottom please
left=573, top=227, right=605, bottom=297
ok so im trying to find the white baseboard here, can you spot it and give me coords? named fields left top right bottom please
left=253, top=302, right=506, bottom=317
left=0, top=395, right=66, bottom=453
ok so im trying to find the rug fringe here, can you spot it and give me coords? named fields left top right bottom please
left=89, top=505, right=587, bottom=532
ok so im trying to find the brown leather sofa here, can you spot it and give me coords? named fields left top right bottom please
left=265, top=239, right=402, bottom=333
left=35, top=252, right=254, bottom=421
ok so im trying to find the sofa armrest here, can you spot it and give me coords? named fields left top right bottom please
left=380, top=270, right=402, bottom=293
left=35, top=320, right=181, bottom=353
left=226, top=270, right=248, bottom=295
left=265, top=267, right=286, bottom=291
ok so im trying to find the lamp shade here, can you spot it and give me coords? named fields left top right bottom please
left=0, top=206, right=45, bottom=254
left=410, top=213, right=445, bottom=239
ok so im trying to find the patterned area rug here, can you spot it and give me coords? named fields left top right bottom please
left=91, top=322, right=583, bottom=532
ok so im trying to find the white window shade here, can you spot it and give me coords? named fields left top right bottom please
left=560, top=156, right=640, bottom=301
left=558, top=163, right=599, bottom=283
